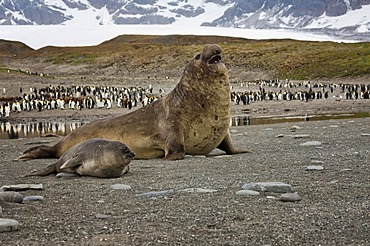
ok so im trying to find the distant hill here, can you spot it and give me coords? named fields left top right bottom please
left=0, top=35, right=369, bottom=81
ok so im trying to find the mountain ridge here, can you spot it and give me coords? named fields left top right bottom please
left=0, top=0, right=369, bottom=41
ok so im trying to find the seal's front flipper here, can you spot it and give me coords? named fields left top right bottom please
left=163, top=139, right=186, bottom=160
left=60, top=155, right=84, bottom=170
left=22, top=162, right=57, bottom=177
left=217, top=133, right=251, bottom=154
left=163, top=151, right=185, bottom=160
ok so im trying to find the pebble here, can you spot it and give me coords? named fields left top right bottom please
left=279, top=193, right=301, bottom=202
left=290, top=126, right=301, bottom=132
left=23, top=196, right=44, bottom=201
left=300, top=141, right=322, bottom=146
left=291, top=134, right=310, bottom=139
left=242, top=182, right=294, bottom=193
left=311, top=160, right=324, bottom=164
left=110, top=184, right=131, bottom=190
left=306, top=165, right=324, bottom=171
left=95, top=213, right=111, bottom=219
left=0, top=218, right=19, bottom=233
left=266, top=196, right=278, bottom=200
left=340, top=168, right=352, bottom=172
left=276, top=134, right=284, bottom=138
left=180, top=188, right=218, bottom=193
left=236, top=190, right=260, bottom=196
left=360, top=133, right=370, bottom=136
left=136, top=189, right=174, bottom=197
left=0, top=184, right=43, bottom=191
left=56, top=172, right=78, bottom=178
left=328, top=125, right=338, bottom=128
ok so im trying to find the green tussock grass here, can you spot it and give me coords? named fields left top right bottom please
left=2, top=35, right=370, bottom=80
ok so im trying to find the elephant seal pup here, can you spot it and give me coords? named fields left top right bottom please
left=17, top=44, right=250, bottom=161
left=23, top=138, right=135, bottom=178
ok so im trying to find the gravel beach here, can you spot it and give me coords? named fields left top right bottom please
left=1, top=70, right=370, bottom=245
left=1, top=115, right=369, bottom=245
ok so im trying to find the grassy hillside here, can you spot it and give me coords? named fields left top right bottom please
left=0, top=35, right=369, bottom=80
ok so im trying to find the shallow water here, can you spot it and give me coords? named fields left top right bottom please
left=230, top=111, right=370, bottom=126
left=1, top=112, right=369, bottom=139
left=0, top=121, right=85, bottom=139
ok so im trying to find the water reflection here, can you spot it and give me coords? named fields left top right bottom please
left=0, top=121, right=85, bottom=139
left=230, top=112, right=370, bottom=126
left=1, top=111, right=369, bottom=139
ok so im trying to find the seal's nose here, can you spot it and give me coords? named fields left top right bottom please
left=127, top=151, right=135, bottom=159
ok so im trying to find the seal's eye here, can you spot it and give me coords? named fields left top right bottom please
left=208, top=55, right=221, bottom=64
left=195, top=54, right=201, bottom=60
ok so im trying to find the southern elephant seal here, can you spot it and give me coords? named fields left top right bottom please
left=23, top=138, right=134, bottom=178
left=17, top=44, right=250, bottom=161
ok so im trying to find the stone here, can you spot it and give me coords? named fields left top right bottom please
left=0, top=218, right=19, bottom=233
left=95, top=213, right=111, bottom=219
left=0, top=184, right=43, bottom=191
left=242, top=182, right=294, bottom=193
left=136, top=189, right=174, bottom=197
left=360, top=133, right=370, bottom=136
left=279, top=193, right=301, bottom=202
left=311, top=160, right=324, bottom=164
left=23, top=196, right=44, bottom=201
left=291, top=134, right=310, bottom=139
left=306, top=165, right=324, bottom=171
left=180, top=188, right=218, bottom=193
left=56, top=172, right=78, bottom=178
left=266, top=196, right=278, bottom=200
left=340, top=168, right=352, bottom=172
left=300, top=141, right=322, bottom=146
left=110, top=184, right=131, bottom=190
left=276, top=134, right=284, bottom=138
left=290, top=126, right=301, bottom=132
left=236, top=190, right=260, bottom=196
left=328, top=125, right=338, bottom=128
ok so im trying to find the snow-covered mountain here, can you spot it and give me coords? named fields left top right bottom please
left=0, top=0, right=369, bottom=41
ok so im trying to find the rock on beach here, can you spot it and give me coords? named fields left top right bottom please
left=242, top=182, right=294, bottom=193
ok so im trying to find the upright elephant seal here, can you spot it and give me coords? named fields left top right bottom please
left=17, top=44, right=250, bottom=161
left=23, top=138, right=135, bottom=178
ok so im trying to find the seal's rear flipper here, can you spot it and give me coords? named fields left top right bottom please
left=22, top=162, right=57, bottom=177
left=15, top=145, right=57, bottom=161
left=217, top=133, right=252, bottom=154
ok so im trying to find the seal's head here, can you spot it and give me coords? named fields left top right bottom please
left=193, top=44, right=227, bottom=75
left=103, top=140, right=136, bottom=165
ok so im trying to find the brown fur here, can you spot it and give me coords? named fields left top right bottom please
left=23, top=138, right=134, bottom=178
left=17, top=44, right=250, bottom=161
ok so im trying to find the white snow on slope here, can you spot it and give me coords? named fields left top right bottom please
left=0, top=24, right=355, bottom=50
left=306, top=4, right=370, bottom=33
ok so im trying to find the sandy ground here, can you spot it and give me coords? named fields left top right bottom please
left=0, top=73, right=370, bottom=245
